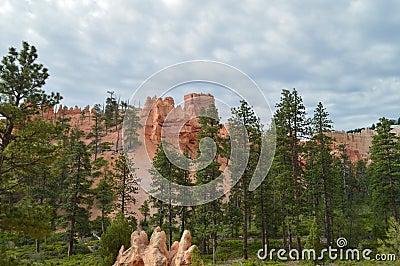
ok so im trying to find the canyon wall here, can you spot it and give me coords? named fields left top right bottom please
left=140, top=93, right=216, bottom=158
left=329, top=126, right=400, bottom=163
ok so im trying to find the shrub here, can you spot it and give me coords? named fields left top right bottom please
left=98, top=212, right=131, bottom=265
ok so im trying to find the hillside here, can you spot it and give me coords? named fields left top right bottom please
left=46, top=95, right=400, bottom=224
left=44, top=93, right=221, bottom=221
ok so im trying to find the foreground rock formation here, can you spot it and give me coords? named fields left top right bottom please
left=113, top=227, right=203, bottom=266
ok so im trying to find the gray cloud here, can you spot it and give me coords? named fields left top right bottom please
left=0, top=0, right=399, bottom=130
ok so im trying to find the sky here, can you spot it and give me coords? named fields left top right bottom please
left=1, top=0, right=399, bottom=130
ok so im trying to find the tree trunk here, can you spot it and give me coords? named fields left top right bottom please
left=212, top=236, right=217, bottom=264
left=322, top=166, right=332, bottom=245
left=282, top=220, right=287, bottom=249
left=121, top=167, right=126, bottom=215
left=169, top=204, right=172, bottom=249
left=101, top=209, right=106, bottom=233
left=288, top=225, right=293, bottom=250
left=212, top=200, right=217, bottom=264
left=243, top=175, right=248, bottom=260
left=296, top=236, right=302, bottom=253
left=261, top=186, right=266, bottom=250
left=181, top=207, right=185, bottom=237
left=35, top=239, right=40, bottom=253
left=68, top=216, right=75, bottom=256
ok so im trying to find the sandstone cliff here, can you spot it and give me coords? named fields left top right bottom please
left=140, top=93, right=215, bottom=158
left=329, top=127, right=400, bottom=163
left=328, top=128, right=376, bottom=163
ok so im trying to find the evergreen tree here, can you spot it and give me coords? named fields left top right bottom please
left=0, top=41, right=61, bottom=203
left=114, top=152, right=139, bottom=217
left=1, top=197, right=53, bottom=253
left=123, top=106, right=141, bottom=151
left=307, top=102, right=336, bottom=245
left=304, top=217, right=321, bottom=263
left=139, top=199, right=150, bottom=227
left=378, top=217, right=400, bottom=258
left=229, top=100, right=262, bottom=259
left=194, top=104, right=226, bottom=264
left=91, top=159, right=115, bottom=234
left=272, top=88, right=308, bottom=250
left=60, top=128, right=93, bottom=256
left=87, top=103, right=105, bottom=160
left=369, top=117, right=400, bottom=234
left=94, top=176, right=115, bottom=234
left=99, top=212, right=131, bottom=265
left=149, top=142, right=188, bottom=249
left=104, top=95, right=119, bottom=133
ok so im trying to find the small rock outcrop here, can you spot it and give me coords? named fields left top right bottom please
left=113, top=227, right=203, bottom=266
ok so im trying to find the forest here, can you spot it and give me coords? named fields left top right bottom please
left=1, top=42, right=400, bottom=265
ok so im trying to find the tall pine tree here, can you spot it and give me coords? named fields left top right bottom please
left=369, top=117, right=400, bottom=235
left=60, top=128, right=93, bottom=256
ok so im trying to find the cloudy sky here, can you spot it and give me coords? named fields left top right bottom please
left=1, top=0, right=399, bottom=130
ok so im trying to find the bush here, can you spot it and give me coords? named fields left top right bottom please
left=99, top=212, right=131, bottom=265
left=191, top=246, right=203, bottom=266
left=378, top=217, right=400, bottom=258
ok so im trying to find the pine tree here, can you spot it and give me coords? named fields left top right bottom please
left=104, top=95, right=119, bottom=133
left=60, top=128, right=93, bottom=256
left=369, top=117, right=400, bottom=234
left=307, top=102, right=336, bottom=245
left=378, top=217, right=400, bottom=258
left=0, top=41, right=62, bottom=202
left=304, top=217, right=321, bottom=263
left=114, top=152, right=139, bottom=217
left=273, top=88, right=308, bottom=250
left=229, top=100, right=262, bottom=259
left=87, top=104, right=105, bottom=160
left=1, top=197, right=53, bottom=253
left=253, top=129, right=276, bottom=251
left=194, top=104, right=226, bottom=264
left=94, top=176, right=115, bottom=234
left=149, top=142, right=187, bottom=249
left=123, top=106, right=141, bottom=151
left=139, top=199, right=150, bottom=224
